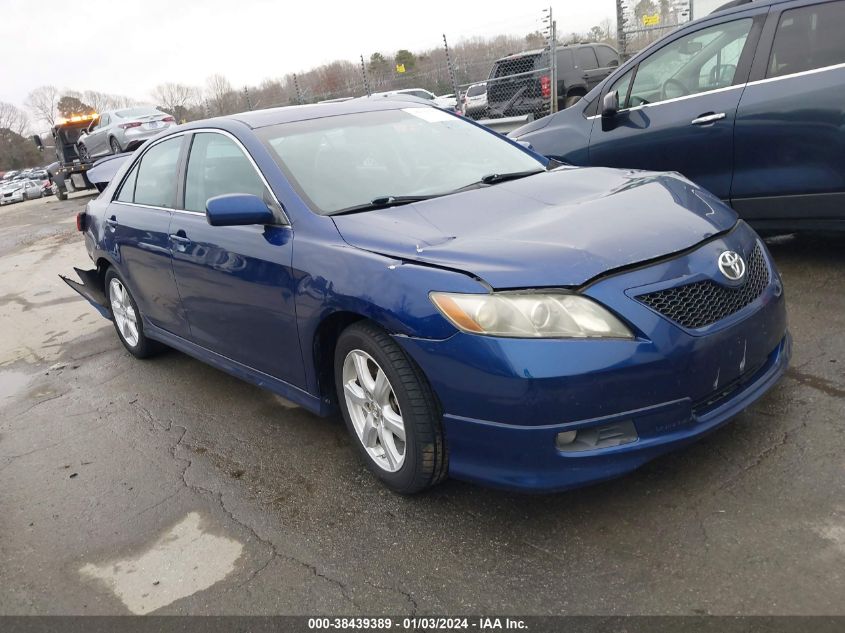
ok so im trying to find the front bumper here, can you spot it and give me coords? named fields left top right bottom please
left=396, top=226, right=790, bottom=491
left=1, top=194, right=22, bottom=205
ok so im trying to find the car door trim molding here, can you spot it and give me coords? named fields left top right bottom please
left=586, top=61, right=845, bottom=120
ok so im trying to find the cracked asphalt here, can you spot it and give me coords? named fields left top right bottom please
left=0, top=193, right=843, bottom=616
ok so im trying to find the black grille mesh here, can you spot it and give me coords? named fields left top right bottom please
left=636, top=243, right=769, bottom=329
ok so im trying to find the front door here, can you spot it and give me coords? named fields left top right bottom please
left=168, top=131, right=304, bottom=388
left=588, top=14, right=761, bottom=200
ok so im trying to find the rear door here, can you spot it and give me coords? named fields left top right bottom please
left=574, top=47, right=605, bottom=90
left=588, top=11, right=765, bottom=200
left=732, top=0, right=845, bottom=224
left=105, top=134, right=191, bottom=337
left=168, top=131, right=304, bottom=387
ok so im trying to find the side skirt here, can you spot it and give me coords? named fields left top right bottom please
left=143, top=321, right=329, bottom=417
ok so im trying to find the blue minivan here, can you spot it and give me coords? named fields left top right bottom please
left=511, top=0, right=845, bottom=231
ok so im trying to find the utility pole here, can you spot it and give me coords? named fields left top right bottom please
left=243, top=86, right=252, bottom=111
left=442, top=34, right=461, bottom=106
left=292, top=73, right=303, bottom=104
left=543, top=7, right=558, bottom=114
left=616, top=0, right=628, bottom=56
left=360, top=55, right=372, bottom=96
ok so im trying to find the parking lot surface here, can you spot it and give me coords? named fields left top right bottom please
left=0, top=194, right=843, bottom=615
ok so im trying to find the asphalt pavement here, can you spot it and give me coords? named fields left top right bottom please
left=0, top=193, right=842, bottom=615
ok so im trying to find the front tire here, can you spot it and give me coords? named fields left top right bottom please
left=335, top=322, right=447, bottom=494
left=105, top=268, right=162, bottom=359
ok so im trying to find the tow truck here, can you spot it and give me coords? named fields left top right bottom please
left=32, top=113, right=99, bottom=201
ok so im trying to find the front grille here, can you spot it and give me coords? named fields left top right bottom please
left=636, top=243, right=769, bottom=329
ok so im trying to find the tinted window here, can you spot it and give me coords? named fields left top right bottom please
left=115, top=163, right=138, bottom=203
left=575, top=47, right=599, bottom=70
left=493, top=54, right=543, bottom=77
left=405, top=90, right=434, bottom=100
left=98, top=114, right=110, bottom=128
left=184, top=133, right=267, bottom=213
left=556, top=49, right=574, bottom=69
left=628, top=18, right=752, bottom=107
left=768, top=1, right=845, bottom=78
left=116, top=107, right=160, bottom=118
left=133, top=136, right=183, bottom=207
left=596, top=45, right=619, bottom=68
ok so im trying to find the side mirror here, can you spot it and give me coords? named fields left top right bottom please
left=602, top=91, right=619, bottom=118
left=206, top=194, right=276, bottom=227
left=31, top=135, right=43, bottom=150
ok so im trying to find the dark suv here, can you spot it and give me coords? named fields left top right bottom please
left=511, top=0, right=845, bottom=231
left=486, top=43, right=621, bottom=117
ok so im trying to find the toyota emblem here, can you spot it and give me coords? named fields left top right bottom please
left=718, top=250, right=746, bottom=281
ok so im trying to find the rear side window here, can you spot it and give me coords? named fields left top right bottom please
left=575, top=48, right=599, bottom=70
left=132, top=136, right=183, bottom=207
left=596, top=45, right=619, bottom=68
left=492, top=54, right=543, bottom=77
left=767, top=1, right=845, bottom=77
left=184, top=133, right=268, bottom=213
left=115, top=164, right=138, bottom=203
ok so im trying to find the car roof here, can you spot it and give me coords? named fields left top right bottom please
left=182, top=95, right=436, bottom=130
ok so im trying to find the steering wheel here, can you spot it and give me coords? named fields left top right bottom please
left=662, top=78, right=689, bottom=101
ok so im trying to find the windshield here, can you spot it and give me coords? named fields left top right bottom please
left=259, top=107, right=544, bottom=215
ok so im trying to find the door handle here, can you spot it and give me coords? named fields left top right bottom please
left=691, top=112, right=726, bottom=125
left=169, top=233, right=190, bottom=243
left=105, top=216, right=118, bottom=230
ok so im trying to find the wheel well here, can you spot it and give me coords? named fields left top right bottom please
left=95, top=258, right=111, bottom=291
left=313, top=311, right=366, bottom=404
left=566, top=87, right=587, bottom=98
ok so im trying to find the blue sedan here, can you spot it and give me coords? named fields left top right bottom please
left=64, top=97, right=790, bottom=493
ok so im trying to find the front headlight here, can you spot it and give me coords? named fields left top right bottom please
left=430, top=291, right=633, bottom=339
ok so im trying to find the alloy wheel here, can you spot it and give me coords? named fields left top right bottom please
left=342, top=349, right=406, bottom=472
left=109, top=278, right=139, bottom=348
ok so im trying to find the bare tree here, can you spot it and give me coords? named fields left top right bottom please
left=0, top=102, right=30, bottom=135
left=25, top=85, right=60, bottom=127
left=205, top=74, right=236, bottom=115
left=151, top=82, right=200, bottom=121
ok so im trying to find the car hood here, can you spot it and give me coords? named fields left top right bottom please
left=331, top=167, right=737, bottom=289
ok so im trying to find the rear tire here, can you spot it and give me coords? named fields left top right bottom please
left=109, top=138, right=122, bottom=155
left=105, top=268, right=163, bottom=359
left=78, top=143, right=90, bottom=161
left=335, top=321, right=447, bottom=494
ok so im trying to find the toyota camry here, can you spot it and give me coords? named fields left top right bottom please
left=63, top=97, right=790, bottom=494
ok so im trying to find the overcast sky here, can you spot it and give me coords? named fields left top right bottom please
left=1, top=0, right=616, bottom=112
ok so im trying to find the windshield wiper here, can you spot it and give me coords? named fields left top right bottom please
left=452, top=168, right=546, bottom=193
left=328, top=195, right=442, bottom=216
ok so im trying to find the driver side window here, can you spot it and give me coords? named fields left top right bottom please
left=627, top=18, right=752, bottom=108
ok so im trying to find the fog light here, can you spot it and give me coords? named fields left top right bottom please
left=555, top=430, right=577, bottom=448
left=555, top=420, right=639, bottom=453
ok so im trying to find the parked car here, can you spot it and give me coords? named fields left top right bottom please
left=64, top=98, right=788, bottom=494
left=462, top=83, right=488, bottom=118
left=2, top=170, right=19, bottom=181
left=486, top=42, right=621, bottom=117
left=511, top=0, right=845, bottom=231
left=0, top=179, right=42, bottom=205
left=77, top=107, right=176, bottom=160
left=371, top=88, right=460, bottom=112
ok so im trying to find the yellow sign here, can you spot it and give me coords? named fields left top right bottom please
left=643, top=14, right=660, bottom=26
left=396, top=63, right=406, bottom=73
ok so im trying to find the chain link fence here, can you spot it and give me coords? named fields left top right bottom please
left=617, top=0, right=693, bottom=58
left=181, top=9, right=565, bottom=132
